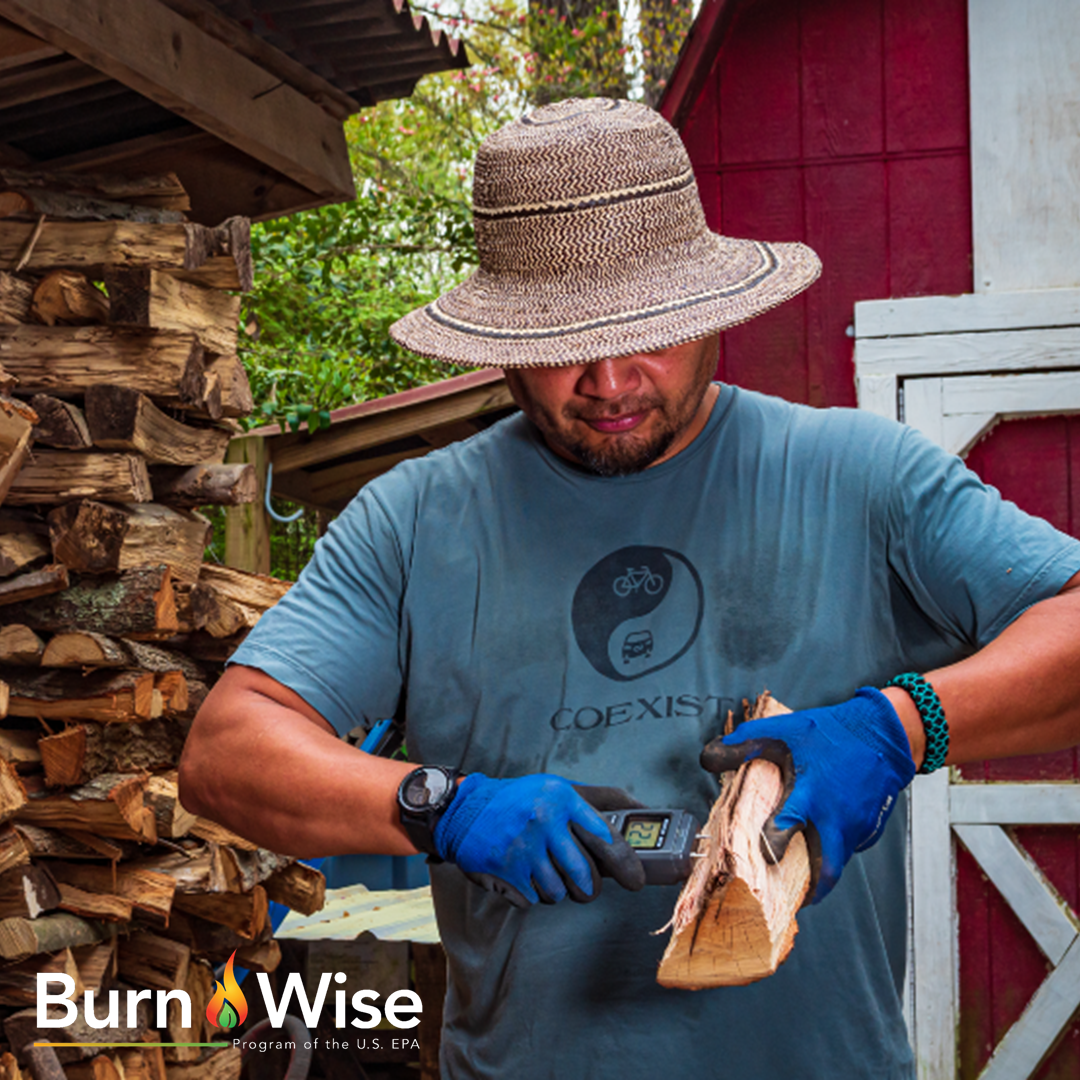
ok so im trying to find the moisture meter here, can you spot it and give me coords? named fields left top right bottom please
left=601, top=808, right=702, bottom=886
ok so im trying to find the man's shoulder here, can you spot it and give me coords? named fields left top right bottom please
left=361, top=410, right=531, bottom=510
left=725, top=386, right=907, bottom=455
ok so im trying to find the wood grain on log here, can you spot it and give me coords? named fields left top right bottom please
left=197, top=562, right=289, bottom=619
left=56, top=882, right=133, bottom=923
left=131, top=845, right=230, bottom=895
left=150, top=463, right=255, bottom=507
left=0, top=168, right=190, bottom=212
left=41, top=720, right=185, bottom=787
left=0, top=728, right=40, bottom=770
left=63, top=1056, right=124, bottom=1080
left=0, top=189, right=184, bottom=226
left=1, top=565, right=178, bottom=637
left=0, top=218, right=249, bottom=288
left=0, top=759, right=27, bottom=825
left=0, top=946, right=84, bottom=1007
left=236, top=939, right=281, bottom=974
left=0, top=823, right=30, bottom=875
left=0, top=394, right=34, bottom=508
left=5, top=668, right=156, bottom=722
left=263, top=861, right=325, bottom=916
left=162, top=1047, right=241, bottom=1080
left=106, top=269, right=239, bottom=355
left=13, top=825, right=130, bottom=863
left=71, top=938, right=115, bottom=992
left=0, top=325, right=206, bottom=405
left=85, top=384, right=230, bottom=465
left=0, top=527, right=49, bottom=577
left=48, top=500, right=208, bottom=585
left=657, top=694, right=811, bottom=989
left=30, top=271, right=109, bottom=326
left=189, top=817, right=258, bottom=852
left=16, top=773, right=156, bottom=844
left=0, top=564, right=68, bottom=606
left=0, top=911, right=110, bottom=961
left=0, top=270, right=33, bottom=324
left=118, top=932, right=190, bottom=992
left=145, top=773, right=197, bottom=838
left=28, top=395, right=92, bottom=450
left=0, top=864, right=60, bottom=919
left=41, top=630, right=128, bottom=667
left=45, top=862, right=174, bottom=923
left=172, top=884, right=267, bottom=940
left=8, top=451, right=152, bottom=506
left=203, top=355, right=252, bottom=418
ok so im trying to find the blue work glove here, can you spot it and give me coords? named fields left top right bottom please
left=433, top=773, right=646, bottom=908
left=699, top=688, right=916, bottom=904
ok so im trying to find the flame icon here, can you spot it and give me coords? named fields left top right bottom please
left=206, top=951, right=248, bottom=1030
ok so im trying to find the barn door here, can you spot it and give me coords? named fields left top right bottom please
left=854, top=286, right=1080, bottom=1079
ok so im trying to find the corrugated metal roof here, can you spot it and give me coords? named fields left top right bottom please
left=198, top=0, right=468, bottom=107
left=0, top=0, right=466, bottom=168
left=276, top=884, right=441, bottom=943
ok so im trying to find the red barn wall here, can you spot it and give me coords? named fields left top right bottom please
left=674, top=1, right=1080, bottom=1075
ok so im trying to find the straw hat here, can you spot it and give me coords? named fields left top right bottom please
left=390, top=98, right=821, bottom=368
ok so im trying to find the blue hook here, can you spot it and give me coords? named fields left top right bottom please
left=264, top=462, right=304, bottom=524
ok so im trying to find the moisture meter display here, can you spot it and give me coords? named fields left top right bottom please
left=622, top=815, right=665, bottom=850
left=604, top=808, right=702, bottom=885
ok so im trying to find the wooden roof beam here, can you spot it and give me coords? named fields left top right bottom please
left=0, top=0, right=356, bottom=203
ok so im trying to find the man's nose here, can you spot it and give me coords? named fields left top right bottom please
left=575, top=357, right=641, bottom=399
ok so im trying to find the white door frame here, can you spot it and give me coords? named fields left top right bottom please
left=854, top=287, right=1080, bottom=1080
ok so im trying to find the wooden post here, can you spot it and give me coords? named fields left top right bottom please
left=223, top=434, right=269, bottom=575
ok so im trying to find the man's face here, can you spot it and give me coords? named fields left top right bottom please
left=504, top=335, right=720, bottom=476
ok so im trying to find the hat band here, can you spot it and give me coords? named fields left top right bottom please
left=425, top=242, right=779, bottom=341
left=473, top=169, right=696, bottom=222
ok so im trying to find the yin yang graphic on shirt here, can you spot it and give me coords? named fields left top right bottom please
left=571, top=546, right=704, bottom=681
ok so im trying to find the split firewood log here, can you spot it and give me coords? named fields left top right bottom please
left=30, top=270, right=109, bottom=326
left=29, top=394, right=93, bottom=450
left=0, top=911, right=111, bottom=962
left=1, top=565, right=178, bottom=638
left=172, top=884, right=268, bottom=940
left=657, top=693, right=811, bottom=989
left=0, top=522, right=50, bottom=578
left=0, top=216, right=250, bottom=290
left=0, top=625, right=44, bottom=665
left=84, top=384, right=231, bottom=465
left=0, top=563, right=68, bottom=607
left=47, top=500, right=208, bottom=585
left=0, top=394, right=35, bottom=509
left=7, top=451, right=152, bottom=507
left=39, top=721, right=185, bottom=789
left=0, top=946, right=85, bottom=1007
left=44, top=863, right=174, bottom=924
left=0, top=824, right=30, bottom=875
left=16, top=773, right=156, bottom=844
left=0, top=269, right=34, bottom=324
left=0, top=728, right=40, bottom=771
left=105, top=268, right=239, bottom=355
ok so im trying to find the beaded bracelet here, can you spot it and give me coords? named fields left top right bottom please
left=884, top=672, right=949, bottom=774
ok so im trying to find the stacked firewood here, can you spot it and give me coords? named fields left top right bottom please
left=0, top=171, right=322, bottom=1080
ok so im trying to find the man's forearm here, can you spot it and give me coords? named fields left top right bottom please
left=885, top=572, right=1080, bottom=769
left=178, top=665, right=418, bottom=858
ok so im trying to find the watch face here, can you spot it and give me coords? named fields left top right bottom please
left=403, top=768, right=452, bottom=810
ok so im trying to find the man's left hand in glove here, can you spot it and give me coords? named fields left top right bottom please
left=699, top=688, right=917, bottom=904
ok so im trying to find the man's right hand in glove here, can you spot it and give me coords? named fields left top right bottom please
left=433, top=773, right=647, bottom=908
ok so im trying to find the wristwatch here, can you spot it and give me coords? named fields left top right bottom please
left=397, top=765, right=461, bottom=856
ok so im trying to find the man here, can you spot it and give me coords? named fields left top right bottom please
left=180, top=99, right=1080, bottom=1079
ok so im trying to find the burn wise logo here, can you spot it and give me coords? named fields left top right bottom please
left=571, top=546, right=703, bottom=681
left=206, top=951, right=248, bottom=1031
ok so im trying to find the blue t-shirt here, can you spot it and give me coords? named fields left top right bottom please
left=233, top=386, right=1080, bottom=1080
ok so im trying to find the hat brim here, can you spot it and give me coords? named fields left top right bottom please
left=389, top=234, right=821, bottom=368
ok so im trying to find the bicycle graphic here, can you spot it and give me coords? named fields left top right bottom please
left=613, top=566, right=664, bottom=597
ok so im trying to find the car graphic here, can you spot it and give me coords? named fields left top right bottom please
left=622, top=630, right=654, bottom=663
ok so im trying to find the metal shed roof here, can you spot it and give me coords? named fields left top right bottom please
left=0, top=0, right=467, bottom=222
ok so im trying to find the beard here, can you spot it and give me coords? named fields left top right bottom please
left=507, top=347, right=717, bottom=477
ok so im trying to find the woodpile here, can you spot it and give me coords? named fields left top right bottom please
left=0, top=172, right=315, bottom=1080
left=657, top=693, right=812, bottom=989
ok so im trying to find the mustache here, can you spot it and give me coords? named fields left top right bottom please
left=563, top=395, right=663, bottom=422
